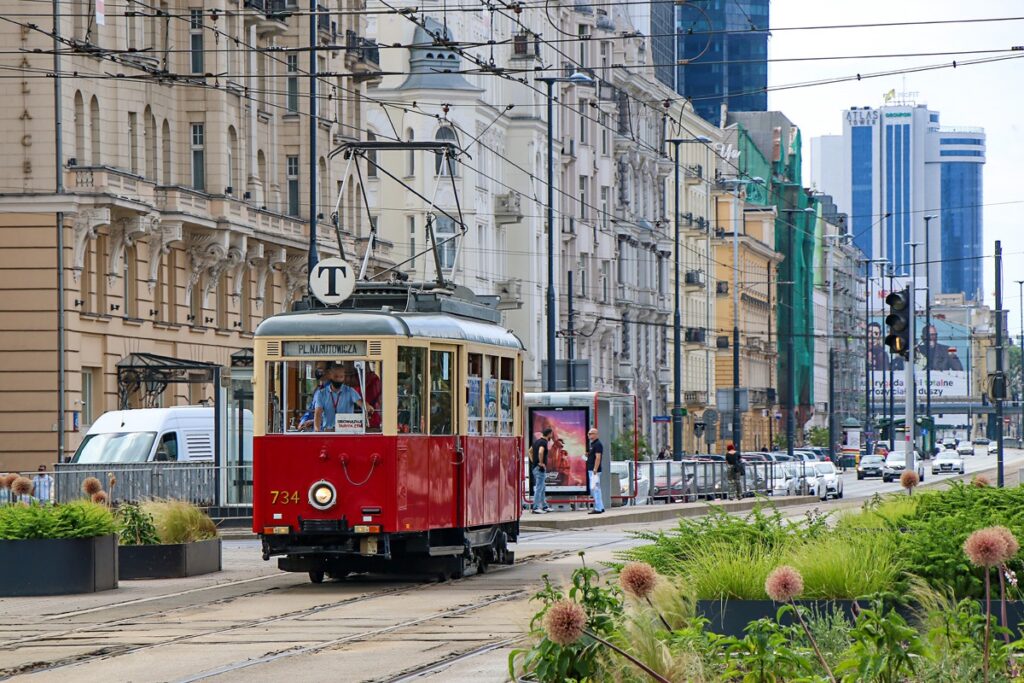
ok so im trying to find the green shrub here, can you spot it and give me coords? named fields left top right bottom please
left=116, top=502, right=160, bottom=546
left=681, top=542, right=781, bottom=600
left=791, top=530, right=903, bottom=599
left=141, top=499, right=218, bottom=544
left=0, top=500, right=116, bottom=540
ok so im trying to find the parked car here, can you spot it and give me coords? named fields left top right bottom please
left=770, top=463, right=806, bottom=497
left=882, top=451, right=926, bottom=483
left=806, top=462, right=843, bottom=500
left=766, top=451, right=796, bottom=462
left=956, top=441, right=975, bottom=456
left=610, top=461, right=650, bottom=501
left=856, top=454, right=886, bottom=480
left=974, top=437, right=991, bottom=445
left=989, top=442, right=999, bottom=454
left=932, top=451, right=965, bottom=475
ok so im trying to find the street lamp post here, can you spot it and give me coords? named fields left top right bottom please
left=538, top=72, right=594, bottom=392
left=1017, top=280, right=1024, bottom=442
left=666, top=136, right=710, bottom=459
left=923, top=214, right=937, bottom=447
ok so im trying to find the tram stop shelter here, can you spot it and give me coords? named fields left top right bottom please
left=524, top=391, right=637, bottom=510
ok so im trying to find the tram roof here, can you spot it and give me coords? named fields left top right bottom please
left=254, top=310, right=524, bottom=350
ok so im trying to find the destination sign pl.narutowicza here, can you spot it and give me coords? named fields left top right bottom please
left=283, top=341, right=367, bottom=357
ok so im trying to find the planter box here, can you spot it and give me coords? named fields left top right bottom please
left=0, top=534, right=118, bottom=596
left=697, top=599, right=1024, bottom=639
left=119, top=537, right=222, bottom=579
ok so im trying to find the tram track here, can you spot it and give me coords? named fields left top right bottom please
left=0, top=534, right=627, bottom=681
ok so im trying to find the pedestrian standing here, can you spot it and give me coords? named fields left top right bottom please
left=725, top=443, right=743, bottom=500
left=32, top=465, right=54, bottom=503
left=586, top=428, right=605, bottom=515
left=530, top=428, right=552, bottom=513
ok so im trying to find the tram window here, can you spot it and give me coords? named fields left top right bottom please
left=466, top=353, right=482, bottom=435
left=484, top=356, right=499, bottom=435
left=500, top=357, right=514, bottom=436
left=429, top=350, right=454, bottom=435
left=398, top=347, right=426, bottom=434
left=264, top=359, right=382, bottom=434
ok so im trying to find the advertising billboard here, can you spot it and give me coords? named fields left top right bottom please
left=866, top=316, right=969, bottom=400
left=528, top=406, right=590, bottom=494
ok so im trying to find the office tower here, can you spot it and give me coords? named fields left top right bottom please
left=653, top=0, right=769, bottom=124
left=810, top=103, right=985, bottom=300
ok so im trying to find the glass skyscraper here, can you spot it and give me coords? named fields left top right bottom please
left=939, top=133, right=985, bottom=301
left=653, top=0, right=769, bottom=124
left=810, top=105, right=986, bottom=301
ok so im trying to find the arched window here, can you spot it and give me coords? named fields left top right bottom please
left=73, top=92, right=85, bottom=163
left=366, top=131, right=377, bottom=178
left=89, top=96, right=101, bottom=166
left=161, top=119, right=171, bottom=184
left=144, top=107, right=157, bottom=180
left=405, top=128, right=415, bottom=176
left=435, top=126, right=457, bottom=176
left=228, top=126, right=239, bottom=192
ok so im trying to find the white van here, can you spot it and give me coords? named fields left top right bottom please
left=71, top=407, right=250, bottom=464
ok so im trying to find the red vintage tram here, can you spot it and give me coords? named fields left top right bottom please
left=252, top=282, right=524, bottom=581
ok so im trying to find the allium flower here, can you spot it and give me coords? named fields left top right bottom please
left=619, top=562, right=659, bottom=600
left=82, top=477, right=103, bottom=496
left=107, top=473, right=117, bottom=490
left=11, top=476, right=33, bottom=497
left=543, top=599, right=587, bottom=646
left=972, top=475, right=991, bottom=488
left=991, top=526, right=1020, bottom=559
left=900, top=470, right=920, bottom=491
left=765, top=565, right=804, bottom=602
left=91, top=491, right=109, bottom=505
left=965, top=527, right=1011, bottom=568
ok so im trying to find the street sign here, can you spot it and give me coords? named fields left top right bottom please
left=652, top=415, right=671, bottom=423
left=704, top=408, right=719, bottom=426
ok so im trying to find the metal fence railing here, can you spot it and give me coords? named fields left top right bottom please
left=638, top=460, right=780, bottom=505
left=52, top=463, right=253, bottom=509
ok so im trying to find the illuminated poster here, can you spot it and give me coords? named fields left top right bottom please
left=865, top=317, right=969, bottom=401
left=529, top=407, right=589, bottom=493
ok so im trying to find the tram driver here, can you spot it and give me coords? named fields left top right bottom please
left=312, top=363, right=371, bottom=432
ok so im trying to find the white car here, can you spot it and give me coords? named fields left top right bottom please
left=956, top=441, right=975, bottom=456
left=883, top=452, right=926, bottom=483
left=989, top=442, right=999, bottom=455
left=932, top=451, right=965, bottom=475
left=805, top=462, right=843, bottom=501
left=610, top=461, right=650, bottom=502
left=770, top=463, right=806, bottom=497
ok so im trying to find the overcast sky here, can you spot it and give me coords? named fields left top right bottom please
left=767, top=0, right=1024, bottom=331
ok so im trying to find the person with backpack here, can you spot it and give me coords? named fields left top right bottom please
left=725, top=443, right=744, bottom=500
left=530, top=428, right=553, bottom=513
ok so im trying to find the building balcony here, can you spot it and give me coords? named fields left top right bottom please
left=66, top=165, right=157, bottom=209
left=684, top=390, right=707, bottom=407
left=244, top=0, right=289, bottom=36
left=615, top=359, right=633, bottom=381
left=345, top=30, right=381, bottom=82
left=684, top=164, right=703, bottom=184
left=749, top=387, right=776, bottom=407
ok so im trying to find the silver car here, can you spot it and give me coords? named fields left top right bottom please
left=806, top=462, right=843, bottom=501
left=883, top=452, right=926, bottom=483
left=932, top=452, right=965, bottom=475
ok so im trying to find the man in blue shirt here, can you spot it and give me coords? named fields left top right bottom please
left=313, top=364, right=368, bottom=432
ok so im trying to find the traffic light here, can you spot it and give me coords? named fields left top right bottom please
left=884, top=288, right=911, bottom=359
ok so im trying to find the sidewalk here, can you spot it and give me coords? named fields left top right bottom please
left=521, top=494, right=819, bottom=531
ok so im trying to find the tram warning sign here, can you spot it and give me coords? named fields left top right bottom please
left=309, top=257, right=356, bottom=305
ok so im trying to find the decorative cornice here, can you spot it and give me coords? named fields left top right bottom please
left=282, top=254, right=308, bottom=305
left=253, top=246, right=286, bottom=309
left=185, top=230, right=230, bottom=309
left=107, top=213, right=157, bottom=287
left=71, top=207, right=111, bottom=282
left=145, top=220, right=183, bottom=292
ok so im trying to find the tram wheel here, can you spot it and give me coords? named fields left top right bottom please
left=308, top=570, right=325, bottom=584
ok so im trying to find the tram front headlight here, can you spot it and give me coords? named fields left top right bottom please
left=308, top=480, right=337, bottom=510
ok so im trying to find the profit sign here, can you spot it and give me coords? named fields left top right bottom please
left=283, top=341, right=367, bottom=357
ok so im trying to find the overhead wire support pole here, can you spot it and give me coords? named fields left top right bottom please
left=544, top=77, right=556, bottom=392
left=1017, top=279, right=1024, bottom=445
left=307, top=0, right=319, bottom=285
left=53, top=0, right=66, bottom=461
left=906, top=242, right=919, bottom=473
left=923, top=214, right=936, bottom=447
left=995, top=240, right=1005, bottom=486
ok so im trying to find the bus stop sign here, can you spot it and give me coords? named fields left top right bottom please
left=309, top=257, right=356, bottom=305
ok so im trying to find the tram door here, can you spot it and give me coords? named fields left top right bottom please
left=223, top=367, right=254, bottom=506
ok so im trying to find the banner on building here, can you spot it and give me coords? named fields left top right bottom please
left=864, top=315, right=970, bottom=399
